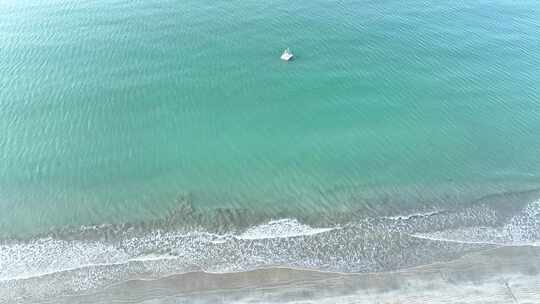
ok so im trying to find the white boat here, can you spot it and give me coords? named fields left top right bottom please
left=280, top=48, right=294, bottom=61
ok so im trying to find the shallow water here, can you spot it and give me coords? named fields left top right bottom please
left=1, top=0, right=540, bottom=302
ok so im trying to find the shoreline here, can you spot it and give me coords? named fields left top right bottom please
left=35, top=245, right=540, bottom=304
left=2, top=186, right=539, bottom=303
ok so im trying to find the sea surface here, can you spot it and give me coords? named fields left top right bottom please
left=1, top=0, right=540, bottom=303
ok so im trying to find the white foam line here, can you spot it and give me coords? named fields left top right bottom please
left=128, top=254, right=179, bottom=262
left=0, top=261, right=128, bottom=282
left=238, top=227, right=336, bottom=240
left=1, top=254, right=185, bottom=282
left=410, top=233, right=540, bottom=247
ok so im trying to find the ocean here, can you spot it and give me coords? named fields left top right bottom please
left=1, top=0, right=540, bottom=303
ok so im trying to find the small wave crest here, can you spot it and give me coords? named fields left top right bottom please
left=238, top=219, right=337, bottom=240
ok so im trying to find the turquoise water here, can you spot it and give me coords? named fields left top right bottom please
left=1, top=1, right=540, bottom=301
left=2, top=0, right=540, bottom=234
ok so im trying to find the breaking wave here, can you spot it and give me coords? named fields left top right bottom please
left=0, top=219, right=338, bottom=282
